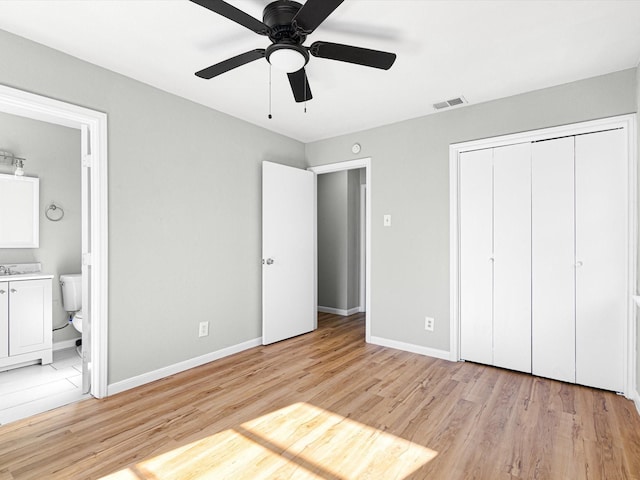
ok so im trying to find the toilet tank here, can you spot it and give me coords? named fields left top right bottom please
left=60, top=273, right=82, bottom=312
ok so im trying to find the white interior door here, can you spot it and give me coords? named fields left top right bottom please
left=492, top=143, right=531, bottom=373
left=575, top=129, right=627, bottom=392
left=262, top=161, right=316, bottom=345
left=80, top=124, right=91, bottom=394
left=459, top=148, right=493, bottom=365
left=531, top=137, right=576, bottom=383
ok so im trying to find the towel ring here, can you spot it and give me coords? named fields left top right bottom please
left=45, top=203, right=64, bottom=222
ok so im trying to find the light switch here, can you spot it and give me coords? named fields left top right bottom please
left=383, top=214, right=391, bottom=227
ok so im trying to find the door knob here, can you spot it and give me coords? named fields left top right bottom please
left=575, top=261, right=583, bottom=268
left=266, top=258, right=275, bottom=265
left=0, top=290, right=5, bottom=294
left=10, top=289, right=17, bottom=293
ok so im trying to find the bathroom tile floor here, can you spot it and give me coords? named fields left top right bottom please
left=0, top=347, right=88, bottom=425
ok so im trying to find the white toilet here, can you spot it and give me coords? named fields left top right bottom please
left=60, top=273, right=83, bottom=334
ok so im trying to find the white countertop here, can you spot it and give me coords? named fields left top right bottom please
left=0, top=273, right=54, bottom=281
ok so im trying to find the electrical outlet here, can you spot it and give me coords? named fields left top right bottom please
left=199, top=321, right=209, bottom=337
left=425, top=317, right=434, bottom=332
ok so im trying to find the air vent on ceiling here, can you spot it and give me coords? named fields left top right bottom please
left=433, top=96, right=467, bottom=110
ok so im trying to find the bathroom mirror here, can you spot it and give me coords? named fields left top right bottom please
left=0, top=173, right=39, bottom=248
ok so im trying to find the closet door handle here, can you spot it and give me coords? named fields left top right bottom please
left=0, top=290, right=5, bottom=294
left=575, top=261, right=583, bottom=268
left=10, top=289, right=17, bottom=293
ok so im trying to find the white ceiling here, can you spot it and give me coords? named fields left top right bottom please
left=0, top=1, right=639, bottom=143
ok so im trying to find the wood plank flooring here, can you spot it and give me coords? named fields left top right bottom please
left=0, top=312, right=638, bottom=479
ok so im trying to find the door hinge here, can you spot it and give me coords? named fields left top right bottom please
left=82, top=154, right=92, bottom=168
left=82, top=253, right=92, bottom=266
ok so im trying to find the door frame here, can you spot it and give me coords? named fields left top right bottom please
left=0, top=83, right=108, bottom=399
left=359, top=184, right=366, bottom=312
left=308, top=158, right=372, bottom=342
left=449, top=114, right=637, bottom=399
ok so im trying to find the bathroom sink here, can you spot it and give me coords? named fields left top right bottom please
left=0, top=263, right=49, bottom=279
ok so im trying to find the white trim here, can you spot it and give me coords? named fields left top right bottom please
left=450, top=115, right=635, bottom=153
left=627, top=118, right=638, bottom=403
left=449, top=144, right=460, bottom=362
left=370, top=335, right=451, bottom=361
left=449, top=114, right=637, bottom=398
left=53, top=338, right=81, bottom=351
left=308, top=157, right=372, bottom=342
left=107, top=337, right=262, bottom=396
left=309, top=158, right=369, bottom=175
left=318, top=306, right=360, bottom=316
left=0, top=83, right=109, bottom=399
left=313, top=172, right=318, bottom=331
left=633, top=388, right=640, bottom=417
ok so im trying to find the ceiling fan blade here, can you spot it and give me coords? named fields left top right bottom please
left=310, top=41, right=396, bottom=70
left=287, top=68, right=313, bottom=103
left=292, top=0, right=344, bottom=34
left=190, top=0, right=270, bottom=35
left=195, top=49, right=265, bottom=79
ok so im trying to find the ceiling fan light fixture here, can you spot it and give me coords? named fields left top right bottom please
left=266, top=43, right=309, bottom=73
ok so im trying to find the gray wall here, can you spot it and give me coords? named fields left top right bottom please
left=317, top=170, right=361, bottom=311
left=317, top=171, right=348, bottom=309
left=306, top=68, right=637, bottom=353
left=346, top=169, right=361, bottom=309
left=0, top=29, right=305, bottom=384
left=0, top=112, right=81, bottom=344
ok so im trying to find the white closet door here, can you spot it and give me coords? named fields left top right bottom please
left=493, top=143, right=531, bottom=373
left=575, top=129, right=627, bottom=392
left=459, top=149, right=493, bottom=365
left=531, top=137, right=575, bottom=383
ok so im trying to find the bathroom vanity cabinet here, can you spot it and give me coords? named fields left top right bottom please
left=0, top=276, right=53, bottom=371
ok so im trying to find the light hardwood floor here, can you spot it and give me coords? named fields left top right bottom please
left=1, top=312, right=639, bottom=479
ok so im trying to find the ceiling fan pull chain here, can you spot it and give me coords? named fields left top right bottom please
left=268, top=63, right=273, bottom=119
left=304, top=72, right=307, bottom=113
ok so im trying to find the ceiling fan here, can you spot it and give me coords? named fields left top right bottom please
left=190, top=0, right=397, bottom=103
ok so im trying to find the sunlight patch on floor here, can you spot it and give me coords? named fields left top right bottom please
left=101, top=402, right=438, bottom=479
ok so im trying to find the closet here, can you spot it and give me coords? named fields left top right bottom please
left=458, top=126, right=628, bottom=392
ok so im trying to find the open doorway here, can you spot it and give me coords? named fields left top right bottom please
left=316, top=168, right=365, bottom=317
left=0, top=84, right=108, bottom=424
left=0, top=112, right=84, bottom=423
left=309, top=158, right=371, bottom=342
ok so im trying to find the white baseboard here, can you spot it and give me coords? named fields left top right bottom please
left=369, top=335, right=451, bottom=361
left=53, top=338, right=80, bottom=351
left=107, top=337, right=262, bottom=396
left=318, top=306, right=361, bottom=316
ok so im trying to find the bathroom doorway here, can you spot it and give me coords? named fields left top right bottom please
left=0, top=84, right=108, bottom=424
